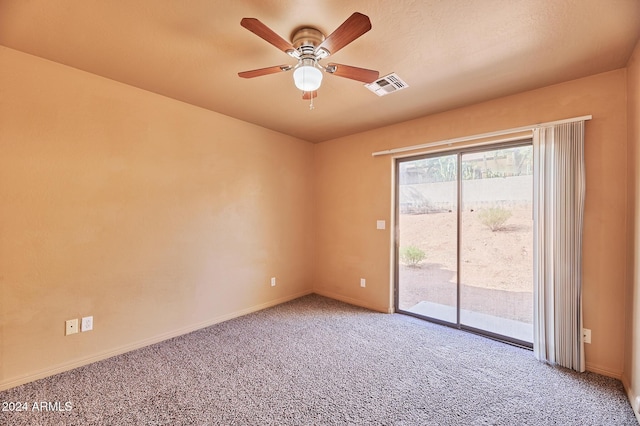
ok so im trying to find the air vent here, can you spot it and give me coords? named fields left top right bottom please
left=365, top=73, right=409, bottom=96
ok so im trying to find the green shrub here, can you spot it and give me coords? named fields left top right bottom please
left=478, top=207, right=512, bottom=231
left=400, top=246, right=426, bottom=267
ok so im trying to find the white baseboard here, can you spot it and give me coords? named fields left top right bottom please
left=622, top=376, right=640, bottom=424
left=0, top=290, right=312, bottom=392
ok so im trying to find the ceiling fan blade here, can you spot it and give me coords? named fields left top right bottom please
left=316, top=12, right=372, bottom=56
left=326, top=63, right=379, bottom=83
left=238, top=65, right=292, bottom=79
left=302, top=91, right=318, bottom=100
left=241, top=18, right=295, bottom=53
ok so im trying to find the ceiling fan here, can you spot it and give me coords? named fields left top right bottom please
left=238, top=12, right=380, bottom=104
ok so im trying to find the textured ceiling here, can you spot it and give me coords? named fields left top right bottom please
left=1, top=0, right=639, bottom=143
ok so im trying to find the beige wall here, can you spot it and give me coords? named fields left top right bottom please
left=0, top=46, right=314, bottom=390
left=1, top=39, right=635, bottom=392
left=624, top=38, right=640, bottom=413
left=314, top=69, right=629, bottom=378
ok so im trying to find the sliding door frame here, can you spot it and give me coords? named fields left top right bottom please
left=394, top=139, right=533, bottom=349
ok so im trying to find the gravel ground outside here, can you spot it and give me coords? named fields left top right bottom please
left=398, top=207, right=533, bottom=323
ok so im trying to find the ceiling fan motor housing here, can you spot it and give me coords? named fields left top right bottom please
left=291, top=27, right=325, bottom=49
left=290, top=27, right=326, bottom=77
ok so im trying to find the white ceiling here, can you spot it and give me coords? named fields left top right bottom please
left=1, top=0, right=639, bottom=143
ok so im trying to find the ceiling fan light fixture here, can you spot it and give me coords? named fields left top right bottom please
left=239, top=13, right=377, bottom=102
left=293, top=64, right=323, bottom=92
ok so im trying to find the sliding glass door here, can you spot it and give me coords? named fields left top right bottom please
left=396, top=155, right=458, bottom=323
left=458, top=146, right=533, bottom=343
left=396, top=142, right=533, bottom=346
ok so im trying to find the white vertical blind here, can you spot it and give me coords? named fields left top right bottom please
left=533, top=121, right=586, bottom=372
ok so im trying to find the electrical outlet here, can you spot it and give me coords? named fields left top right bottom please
left=81, top=316, right=93, bottom=332
left=271, top=277, right=276, bottom=287
left=582, top=328, right=591, bottom=344
left=360, top=278, right=366, bottom=288
left=65, top=319, right=78, bottom=336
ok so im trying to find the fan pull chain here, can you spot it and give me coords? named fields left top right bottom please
left=309, top=95, right=314, bottom=110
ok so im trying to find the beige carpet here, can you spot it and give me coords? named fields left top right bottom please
left=0, top=294, right=635, bottom=425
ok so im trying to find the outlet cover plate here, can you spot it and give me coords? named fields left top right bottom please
left=81, top=316, right=93, bottom=332
left=65, top=319, right=79, bottom=336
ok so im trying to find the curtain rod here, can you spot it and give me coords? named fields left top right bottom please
left=371, top=115, right=592, bottom=157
